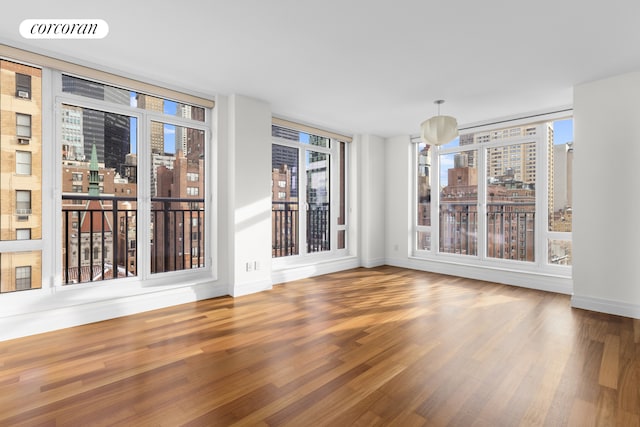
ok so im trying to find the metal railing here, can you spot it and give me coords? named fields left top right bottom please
left=439, top=203, right=478, bottom=255
left=307, top=203, right=330, bottom=253
left=272, top=202, right=329, bottom=257
left=272, top=201, right=298, bottom=257
left=62, top=194, right=205, bottom=284
left=151, top=197, right=205, bottom=274
left=486, top=203, right=535, bottom=261
left=439, top=202, right=536, bottom=261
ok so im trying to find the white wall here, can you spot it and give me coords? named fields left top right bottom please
left=572, top=72, right=640, bottom=318
left=385, top=135, right=412, bottom=263
left=357, top=134, right=386, bottom=267
left=226, top=94, right=273, bottom=296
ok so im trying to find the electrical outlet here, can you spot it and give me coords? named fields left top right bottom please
left=246, top=262, right=253, bottom=272
left=254, top=261, right=260, bottom=271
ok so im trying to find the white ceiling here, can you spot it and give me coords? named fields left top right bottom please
left=2, top=0, right=639, bottom=137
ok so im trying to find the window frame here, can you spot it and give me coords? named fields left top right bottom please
left=16, top=113, right=32, bottom=138
left=413, top=114, right=572, bottom=276
left=15, top=72, right=31, bottom=99
left=15, top=150, right=32, bottom=175
left=53, top=70, right=214, bottom=289
left=271, top=124, right=349, bottom=266
left=15, top=266, right=32, bottom=290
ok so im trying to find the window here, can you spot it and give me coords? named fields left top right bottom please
left=548, top=119, right=573, bottom=265
left=439, top=150, right=478, bottom=256
left=16, top=151, right=32, bottom=175
left=16, top=113, right=31, bottom=138
left=61, top=74, right=210, bottom=283
left=16, top=73, right=31, bottom=99
left=416, top=143, right=431, bottom=250
left=16, top=229, right=31, bottom=240
left=16, top=190, right=31, bottom=214
left=15, top=266, right=32, bottom=290
left=272, top=124, right=349, bottom=259
left=415, top=116, right=573, bottom=273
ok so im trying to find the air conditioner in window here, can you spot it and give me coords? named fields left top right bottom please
left=17, top=90, right=30, bottom=99
left=17, top=138, right=30, bottom=145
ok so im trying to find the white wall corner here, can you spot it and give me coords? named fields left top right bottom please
left=357, top=134, right=386, bottom=267
left=571, top=295, right=640, bottom=320
left=230, top=279, right=273, bottom=297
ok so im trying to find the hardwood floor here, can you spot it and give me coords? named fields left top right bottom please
left=0, top=266, right=638, bottom=426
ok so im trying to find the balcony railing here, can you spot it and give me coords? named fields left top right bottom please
left=439, top=202, right=535, bottom=261
left=307, top=203, right=330, bottom=253
left=486, top=203, right=535, bottom=261
left=272, top=201, right=298, bottom=257
left=439, top=203, right=478, bottom=255
left=62, top=194, right=205, bottom=285
left=272, top=201, right=329, bottom=258
left=150, top=197, right=205, bottom=273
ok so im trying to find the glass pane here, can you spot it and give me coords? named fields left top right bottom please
left=16, top=151, right=32, bottom=175
left=439, top=151, right=478, bottom=255
left=272, top=144, right=299, bottom=257
left=417, top=230, right=431, bottom=250
left=0, top=251, right=42, bottom=293
left=337, top=230, right=346, bottom=250
left=150, top=122, right=205, bottom=273
left=417, top=143, right=431, bottom=226
left=550, top=119, right=573, bottom=232
left=338, top=141, right=346, bottom=226
left=63, top=75, right=205, bottom=121
left=307, top=150, right=330, bottom=253
left=548, top=239, right=572, bottom=265
left=61, top=105, right=137, bottom=284
left=272, top=125, right=330, bottom=148
left=486, top=142, right=536, bottom=262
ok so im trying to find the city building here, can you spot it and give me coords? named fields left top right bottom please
left=0, top=60, right=42, bottom=292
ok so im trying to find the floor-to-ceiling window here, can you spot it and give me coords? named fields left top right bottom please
left=59, top=74, right=211, bottom=284
left=0, top=49, right=214, bottom=294
left=415, top=114, right=573, bottom=277
left=271, top=122, right=348, bottom=261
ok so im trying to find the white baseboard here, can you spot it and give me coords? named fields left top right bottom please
left=272, top=256, right=360, bottom=285
left=571, top=295, right=640, bottom=319
left=386, top=256, right=573, bottom=295
left=360, top=257, right=386, bottom=268
left=0, top=282, right=227, bottom=342
left=230, top=279, right=272, bottom=297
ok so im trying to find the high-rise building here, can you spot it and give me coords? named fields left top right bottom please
left=137, top=94, right=164, bottom=154
left=61, top=75, right=131, bottom=172
left=0, top=60, right=43, bottom=292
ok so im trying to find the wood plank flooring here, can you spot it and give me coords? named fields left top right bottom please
left=0, top=266, right=638, bottom=426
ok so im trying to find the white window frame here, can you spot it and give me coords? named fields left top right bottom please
left=15, top=150, right=32, bottom=175
left=413, top=113, right=572, bottom=277
left=53, top=70, right=214, bottom=289
left=271, top=128, right=349, bottom=267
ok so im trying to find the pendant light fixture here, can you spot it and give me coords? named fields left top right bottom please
left=420, top=100, right=458, bottom=146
